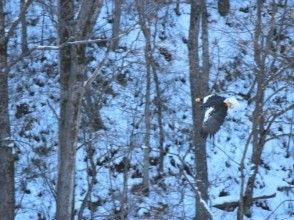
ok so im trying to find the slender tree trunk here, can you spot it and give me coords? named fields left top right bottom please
left=56, top=1, right=103, bottom=218
left=56, top=1, right=78, bottom=219
left=201, top=0, right=209, bottom=87
left=111, top=0, right=122, bottom=50
left=137, top=0, right=152, bottom=195
left=142, top=40, right=151, bottom=196
left=237, top=2, right=288, bottom=218
left=137, top=0, right=165, bottom=180
left=77, top=137, right=96, bottom=220
left=153, top=70, right=165, bottom=174
left=0, top=148, right=14, bottom=220
left=0, top=1, right=15, bottom=219
left=242, top=0, right=266, bottom=217
left=188, top=0, right=211, bottom=219
left=119, top=155, right=129, bottom=219
left=20, top=0, right=28, bottom=54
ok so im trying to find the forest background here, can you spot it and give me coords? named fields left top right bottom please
left=0, top=0, right=293, bottom=219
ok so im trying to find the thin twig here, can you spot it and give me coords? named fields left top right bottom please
left=214, top=145, right=240, bottom=166
left=265, top=199, right=294, bottom=220
left=46, top=99, right=60, bottom=120
left=36, top=27, right=135, bottom=50
left=6, top=0, right=33, bottom=40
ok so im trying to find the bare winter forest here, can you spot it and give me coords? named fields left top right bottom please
left=0, top=0, right=293, bottom=219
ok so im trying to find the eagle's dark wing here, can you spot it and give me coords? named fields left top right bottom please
left=201, top=106, right=228, bottom=138
left=202, top=95, right=225, bottom=109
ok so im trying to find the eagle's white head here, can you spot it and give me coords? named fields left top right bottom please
left=224, top=97, right=240, bottom=109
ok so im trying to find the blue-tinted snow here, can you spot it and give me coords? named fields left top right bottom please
left=6, top=0, right=293, bottom=219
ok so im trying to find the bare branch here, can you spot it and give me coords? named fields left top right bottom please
left=83, top=51, right=110, bottom=90
left=6, top=0, right=33, bottom=41
left=214, top=145, right=240, bottom=166
left=46, top=99, right=60, bottom=120
left=75, top=0, right=103, bottom=39
left=265, top=104, right=294, bottom=133
left=7, top=47, right=36, bottom=70
left=35, top=27, right=134, bottom=49
left=214, top=193, right=276, bottom=212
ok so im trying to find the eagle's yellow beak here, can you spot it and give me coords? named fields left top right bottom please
left=224, top=101, right=233, bottom=108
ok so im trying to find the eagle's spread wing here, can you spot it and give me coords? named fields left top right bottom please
left=201, top=107, right=228, bottom=138
left=196, top=94, right=238, bottom=138
left=199, top=94, right=229, bottom=138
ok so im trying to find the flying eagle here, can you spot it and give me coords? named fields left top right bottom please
left=195, top=94, right=237, bottom=138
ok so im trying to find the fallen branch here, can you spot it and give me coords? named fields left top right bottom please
left=213, top=193, right=276, bottom=212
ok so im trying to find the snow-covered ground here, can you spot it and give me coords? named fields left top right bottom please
left=5, top=0, right=293, bottom=219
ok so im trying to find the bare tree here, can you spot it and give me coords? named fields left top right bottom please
left=0, top=0, right=32, bottom=218
left=237, top=0, right=293, bottom=218
left=111, top=0, right=123, bottom=50
left=56, top=0, right=103, bottom=219
left=136, top=0, right=168, bottom=194
left=3, top=0, right=292, bottom=218
left=241, top=1, right=266, bottom=217
left=188, top=0, right=211, bottom=219
left=153, top=68, right=165, bottom=174
left=136, top=0, right=152, bottom=195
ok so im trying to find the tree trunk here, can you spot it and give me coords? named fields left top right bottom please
left=77, top=138, right=96, bottom=220
left=188, top=0, right=211, bottom=219
left=137, top=0, right=152, bottom=195
left=241, top=0, right=266, bottom=217
left=0, top=148, right=14, bottom=220
left=237, top=1, right=290, bottom=219
left=201, top=0, right=210, bottom=87
left=56, top=1, right=89, bottom=219
left=153, top=70, right=165, bottom=174
left=0, top=1, right=15, bottom=219
left=56, top=1, right=78, bottom=219
left=56, top=1, right=103, bottom=219
left=111, top=0, right=122, bottom=50
left=20, top=0, right=28, bottom=54
left=142, top=55, right=151, bottom=195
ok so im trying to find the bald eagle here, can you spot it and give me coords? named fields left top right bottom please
left=195, top=94, right=236, bottom=138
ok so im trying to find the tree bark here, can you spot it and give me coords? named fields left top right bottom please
left=56, top=1, right=103, bottom=219
left=188, top=0, right=211, bottom=219
left=111, top=0, right=122, bottom=50
left=137, top=0, right=153, bottom=195
left=0, top=1, right=15, bottom=219
left=142, top=51, right=151, bottom=195
left=201, top=0, right=209, bottom=87
left=20, top=0, right=28, bottom=54
left=77, top=138, right=96, bottom=220
left=0, top=148, right=14, bottom=220
left=237, top=1, right=291, bottom=218
left=56, top=1, right=77, bottom=219
left=242, top=0, right=266, bottom=217
left=153, top=70, right=165, bottom=174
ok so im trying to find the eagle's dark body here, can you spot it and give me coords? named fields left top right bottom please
left=200, top=94, right=229, bottom=138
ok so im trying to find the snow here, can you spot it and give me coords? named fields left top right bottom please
left=4, top=0, right=293, bottom=220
